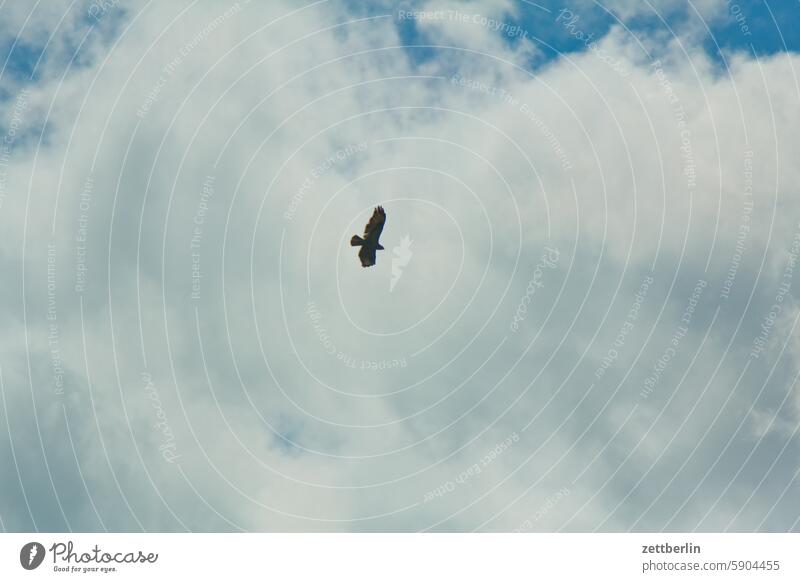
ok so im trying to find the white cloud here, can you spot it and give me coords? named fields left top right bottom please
left=1, top=0, right=799, bottom=532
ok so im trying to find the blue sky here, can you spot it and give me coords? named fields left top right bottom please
left=3, top=1, right=798, bottom=87
left=388, top=1, right=800, bottom=66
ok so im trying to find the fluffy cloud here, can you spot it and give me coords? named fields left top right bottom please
left=0, top=0, right=798, bottom=532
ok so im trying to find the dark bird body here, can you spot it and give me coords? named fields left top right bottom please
left=350, top=206, right=386, bottom=267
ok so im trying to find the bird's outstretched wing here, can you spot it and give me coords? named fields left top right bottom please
left=363, top=205, right=386, bottom=241
left=358, top=245, right=377, bottom=267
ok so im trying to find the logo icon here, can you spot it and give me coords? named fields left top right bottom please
left=20, top=542, right=45, bottom=570
left=390, top=234, right=414, bottom=292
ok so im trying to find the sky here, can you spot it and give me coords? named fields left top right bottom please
left=0, top=0, right=798, bottom=532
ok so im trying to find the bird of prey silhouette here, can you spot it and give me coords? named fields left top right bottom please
left=350, top=206, right=386, bottom=267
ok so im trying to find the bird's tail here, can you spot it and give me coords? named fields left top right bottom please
left=350, top=235, right=364, bottom=246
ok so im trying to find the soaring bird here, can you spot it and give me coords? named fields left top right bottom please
left=350, top=206, right=386, bottom=267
